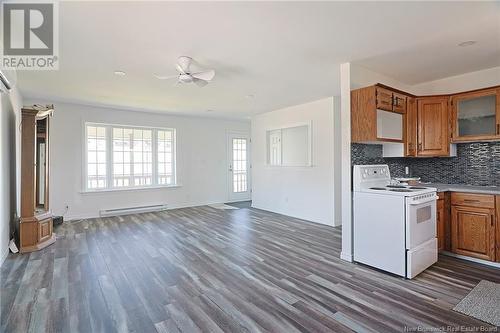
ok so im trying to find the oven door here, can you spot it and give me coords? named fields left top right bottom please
left=405, top=193, right=437, bottom=249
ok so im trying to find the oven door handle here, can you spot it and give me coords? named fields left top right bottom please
left=408, top=195, right=438, bottom=205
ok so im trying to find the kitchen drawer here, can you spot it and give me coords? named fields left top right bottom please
left=451, top=192, right=495, bottom=209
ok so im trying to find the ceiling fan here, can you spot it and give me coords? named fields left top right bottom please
left=154, top=56, right=215, bottom=87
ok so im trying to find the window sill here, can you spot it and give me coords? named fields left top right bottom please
left=80, top=184, right=181, bottom=194
left=265, top=164, right=313, bottom=168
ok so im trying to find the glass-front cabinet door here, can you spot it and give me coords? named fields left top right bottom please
left=451, top=88, right=500, bottom=141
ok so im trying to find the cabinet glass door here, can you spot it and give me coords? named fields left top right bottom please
left=457, top=94, right=497, bottom=137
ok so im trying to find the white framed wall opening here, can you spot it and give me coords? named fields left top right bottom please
left=266, top=122, right=312, bottom=167
left=84, top=123, right=176, bottom=191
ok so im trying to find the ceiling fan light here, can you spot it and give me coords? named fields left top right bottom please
left=179, top=74, right=193, bottom=83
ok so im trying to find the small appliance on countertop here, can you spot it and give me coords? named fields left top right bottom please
left=353, top=164, right=438, bottom=279
left=394, top=166, right=421, bottom=185
left=393, top=177, right=421, bottom=186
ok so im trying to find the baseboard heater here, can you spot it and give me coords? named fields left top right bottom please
left=99, top=204, right=168, bottom=217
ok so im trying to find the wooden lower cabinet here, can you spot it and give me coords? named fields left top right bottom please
left=451, top=205, right=495, bottom=261
left=497, top=196, right=500, bottom=262
left=436, top=196, right=446, bottom=251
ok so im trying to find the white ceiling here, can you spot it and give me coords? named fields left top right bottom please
left=18, top=1, right=500, bottom=119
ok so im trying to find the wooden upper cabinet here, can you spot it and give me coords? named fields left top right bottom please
left=392, top=92, right=407, bottom=113
left=375, top=87, right=394, bottom=111
left=417, top=97, right=450, bottom=156
left=351, top=85, right=408, bottom=143
left=405, top=97, right=417, bottom=157
left=450, top=88, right=500, bottom=142
left=375, top=87, right=407, bottom=113
left=351, top=86, right=377, bottom=142
left=451, top=205, right=495, bottom=261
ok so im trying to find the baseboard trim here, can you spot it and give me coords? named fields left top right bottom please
left=440, top=251, right=500, bottom=268
left=251, top=203, right=334, bottom=227
left=0, top=246, right=9, bottom=267
left=225, top=199, right=252, bottom=203
left=64, top=200, right=237, bottom=221
left=340, top=252, right=353, bottom=262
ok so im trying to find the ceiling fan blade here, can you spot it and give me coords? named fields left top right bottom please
left=191, top=70, right=215, bottom=82
left=177, top=56, right=192, bottom=73
left=175, top=63, right=186, bottom=75
left=193, top=78, right=208, bottom=87
left=154, top=74, right=178, bottom=80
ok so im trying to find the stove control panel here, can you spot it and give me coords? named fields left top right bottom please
left=353, top=165, right=391, bottom=191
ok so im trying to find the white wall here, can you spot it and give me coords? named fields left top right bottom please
left=25, top=101, right=250, bottom=220
left=0, top=87, right=21, bottom=266
left=352, top=64, right=500, bottom=96
left=340, top=63, right=353, bottom=261
left=350, top=64, right=415, bottom=93
left=251, top=97, right=337, bottom=226
left=333, top=96, right=342, bottom=227
left=412, top=66, right=500, bottom=95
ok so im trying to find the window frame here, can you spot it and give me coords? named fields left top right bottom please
left=83, top=122, right=177, bottom=192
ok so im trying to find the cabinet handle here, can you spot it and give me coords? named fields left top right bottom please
left=463, top=199, right=480, bottom=203
left=497, top=124, right=499, bottom=135
left=418, top=143, right=422, bottom=151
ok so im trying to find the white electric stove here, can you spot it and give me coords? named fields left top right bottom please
left=353, top=164, right=438, bottom=278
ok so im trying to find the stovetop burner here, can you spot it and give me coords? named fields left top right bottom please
left=389, top=189, right=414, bottom=192
left=369, top=187, right=387, bottom=190
left=386, top=185, right=406, bottom=188
left=408, top=186, right=427, bottom=190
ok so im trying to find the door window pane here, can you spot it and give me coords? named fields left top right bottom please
left=232, top=138, right=247, bottom=193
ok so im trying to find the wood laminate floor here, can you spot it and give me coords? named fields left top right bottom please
left=2, top=206, right=499, bottom=333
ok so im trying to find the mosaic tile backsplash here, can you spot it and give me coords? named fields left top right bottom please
left=351, top=142, right=500, bottom=186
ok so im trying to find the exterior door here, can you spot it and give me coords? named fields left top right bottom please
left=227, top=132, right=250, bottom=202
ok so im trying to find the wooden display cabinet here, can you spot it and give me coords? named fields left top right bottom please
left=19, top=107, right=56, bottom=253
left=450, top=88, right=500, bottom=142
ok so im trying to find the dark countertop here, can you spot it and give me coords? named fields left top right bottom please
left=423, top=183, right=500, bottom=195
